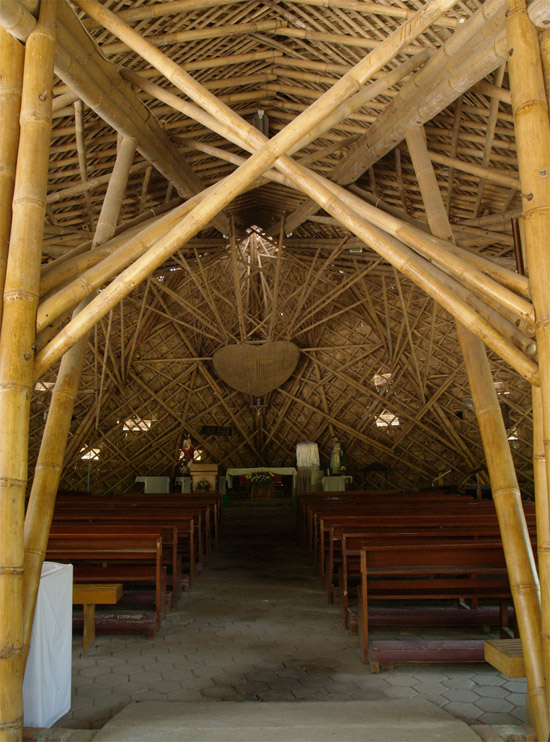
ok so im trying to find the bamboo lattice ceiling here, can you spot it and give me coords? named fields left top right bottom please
left=10, top=0, right=545, bottom=494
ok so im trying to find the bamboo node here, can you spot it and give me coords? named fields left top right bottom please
left=0, top=644, right=23, bottom=660
left=0, top=566, right=23, bottom=575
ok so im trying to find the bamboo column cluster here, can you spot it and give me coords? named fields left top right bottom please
left=22, top=135, right=137, bottom=665
left=0, top=2, right=56, bottom=739
left=406, top=122, right=547, bottom=742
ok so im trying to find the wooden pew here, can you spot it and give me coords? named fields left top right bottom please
left=52, top=510, right=196, bottom=588
left=356, top=541, right=511, bottom=666
left=52, top=524, right=182, bottom=605
left=333, top=518, right=536, bottom=609
left=46, top=533, right=166, bottom=631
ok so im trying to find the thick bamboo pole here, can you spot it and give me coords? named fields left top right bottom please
left=459, top=329, right=546, bottom=740
left=406, top=121, right=547, bottom=741
left=22, top=136, right=136, bottom=664
left=506, top=2, right=550, bottom=732
left=0, top=2, right=56, bottom=738
left=0, top=29, right=24, bottom=330
left=533, top=385, right=550, bottom=711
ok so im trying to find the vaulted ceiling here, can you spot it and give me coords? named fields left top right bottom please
left=10, top=0, right=542, bottom=494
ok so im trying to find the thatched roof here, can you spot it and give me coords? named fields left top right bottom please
left=18, top=0, right=541, bottom=494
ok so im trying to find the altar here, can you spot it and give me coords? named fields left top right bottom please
left=226, top=467, right=297, bottom=494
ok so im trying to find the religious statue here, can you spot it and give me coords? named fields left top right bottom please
left=181, top=435, right=194, bottom=466
left=330, top=437, right=344, bottom=474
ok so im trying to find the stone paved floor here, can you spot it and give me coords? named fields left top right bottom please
left=54, top=505, right=533, bottom=739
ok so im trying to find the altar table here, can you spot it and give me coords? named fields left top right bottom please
left=226, top=467, right=297, bottom=494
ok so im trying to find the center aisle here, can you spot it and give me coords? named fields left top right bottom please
left=56, top=506, right=529, bottom=736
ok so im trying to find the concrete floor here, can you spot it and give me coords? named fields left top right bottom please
left=51, top=505, right=534, bottom=741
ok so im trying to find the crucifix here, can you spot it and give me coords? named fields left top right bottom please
left=249, top=396, right=269, bottom=456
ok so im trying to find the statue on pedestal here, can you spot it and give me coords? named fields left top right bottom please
left=330, top=437, right=344, bottom=475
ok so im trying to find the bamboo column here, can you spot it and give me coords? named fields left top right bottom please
left=22, top=135, right=136, bottom=664
left=406, top=122, right=547, bottom=741
left=0, top=28, right=24, bottom=329
left=0, top=2, right=56, bottom=739
left=507, top=1, right=550, bottom=731
left=533, top=385, right=550, bottom=710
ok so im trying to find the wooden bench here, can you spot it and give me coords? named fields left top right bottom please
left=47, top=533, right=166, bottom=631
left=357, top=541, right=511, bottom=666
left=52, top=510, right=195, bottom=588
left=73, top=583, right=123, bottom=656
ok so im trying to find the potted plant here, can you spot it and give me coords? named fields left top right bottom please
left=196, top=479, right=211, bottom=492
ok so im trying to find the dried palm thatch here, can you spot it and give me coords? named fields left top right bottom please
left=1, top=0, right=550, bottom=736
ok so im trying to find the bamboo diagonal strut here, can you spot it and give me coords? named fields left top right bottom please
left=405, top=122, right=547, bottom=742
left=33, top=0, right=461, bottom=378
left=22, top=135, right=137, bottom=666
left=0, top=28, right=23, bottom=330
left=0, top=2, right=56, bottom=738
left=506, top=0, right=550, bottom=730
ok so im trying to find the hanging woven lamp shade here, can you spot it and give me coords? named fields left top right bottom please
left=212, top=341, right=299, bottom=396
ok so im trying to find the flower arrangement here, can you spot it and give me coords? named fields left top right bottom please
left=245, top=471, right=274, bottom=487
left=196, top=479, right=211, bottom=491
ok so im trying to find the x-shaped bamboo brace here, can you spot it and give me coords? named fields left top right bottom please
left=34, top=0, right=538, bottom=386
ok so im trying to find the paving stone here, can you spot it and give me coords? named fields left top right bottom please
left=474, top=685, right=510, bottom=699
left=383, top=686, right=418, bottom=699
left=441, top=689, right=479, bottom=703
left=411, top=682, right=448, bottom=695
left=75, top=685, right=113, bottom=699
left=109, top=681, right=148, bottom=695
left=504, top=680, right=528, bottom=693
left=475, top=697, right=513, bottom=712
left=478, top=713, right=523, bottom=725
left=442, top=677, right=476, bottom=690
left=474, top=674, right=507, bottom=687
left=506, top=693, right=528, bottom=707
left=200, top=684, right=237, bottom=699
left=128, top=671, right=164, bottom=684
left=411, top=671, right=451, bottom=683
left=79, top=666, right=114, bottom=679
left=384, top=674, right=417, bottom=687
left=442, top=702, right=483, bottom=721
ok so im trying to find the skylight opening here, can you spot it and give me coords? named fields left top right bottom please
left=375, top=409, right=400, bottom=427
left=123, top=416, right=156, bottom=432
left=372, top=372, right=391, bottom=389
left=34, top=381, right=55, bottom=392
left=80, top=447, right=100, bottom=460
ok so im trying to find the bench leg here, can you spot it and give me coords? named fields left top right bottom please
left=82, top=603, right=95, bottom=657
